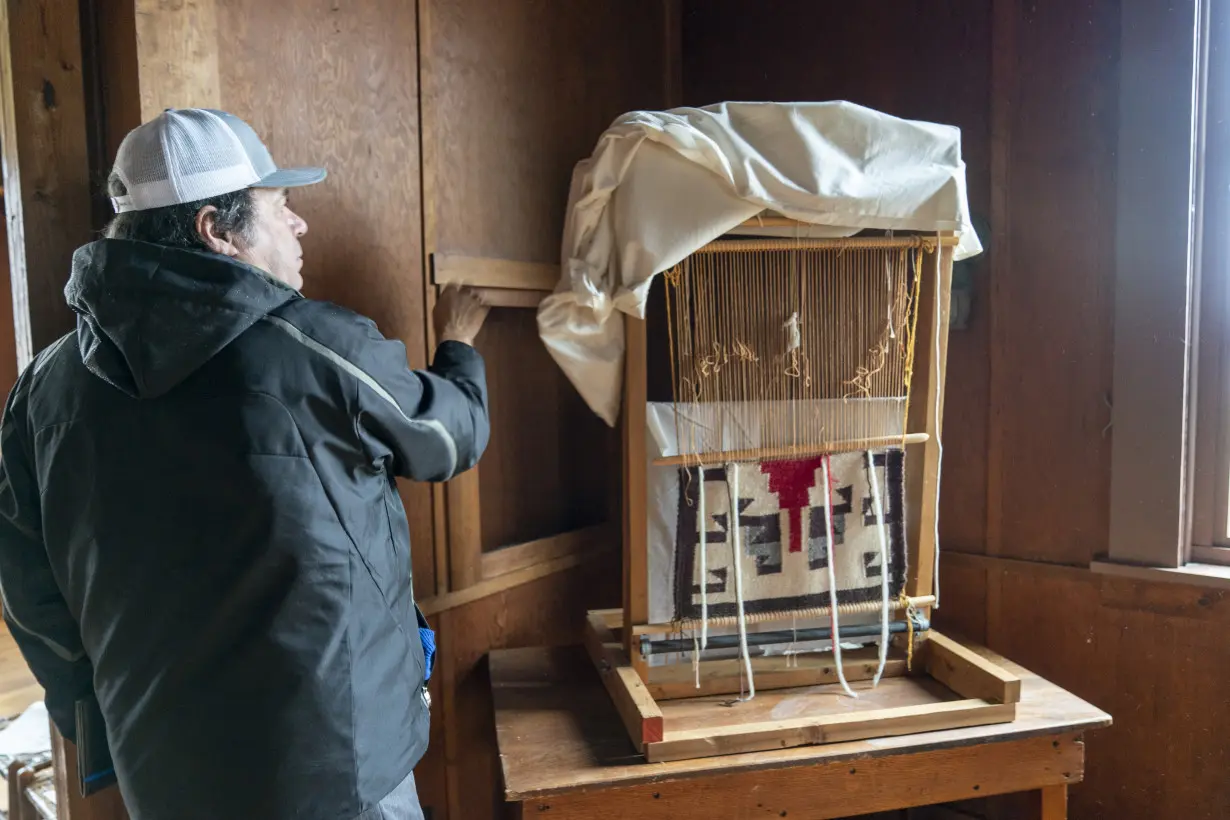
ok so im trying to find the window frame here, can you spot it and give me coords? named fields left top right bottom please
left=1105, top=0, right=1226, bottom=572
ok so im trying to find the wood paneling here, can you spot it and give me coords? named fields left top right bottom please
left=212, top=0, right=436, bottom=597
left=474, top=308, right=610, bottom=550
left=944, top=552, right=1230, bottom=820
left=0, top=0, right=91, bottom=365
left=134, top=0, right=221, bottom=113
left=420, top=0, right=662, bottom=579
left=681, top=0, right=994, bottom=555
left=436, top=556, right=619, bottom=819
left=986, top=0, right=1119, bottom=565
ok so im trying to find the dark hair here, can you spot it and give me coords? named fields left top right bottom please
left=103, top=174, right=257, bottom=252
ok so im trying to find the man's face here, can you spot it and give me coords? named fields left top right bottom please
left=235, top=187, right=309, bottom=291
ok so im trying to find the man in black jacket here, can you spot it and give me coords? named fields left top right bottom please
left=0, top=108, right=489, bottom=819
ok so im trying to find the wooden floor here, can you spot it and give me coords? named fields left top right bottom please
left=0, top=623, right=43, bottom=718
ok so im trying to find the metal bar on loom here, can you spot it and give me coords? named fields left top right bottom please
left=632, top=594, right=936, bottom=635
left=652, top=432, right=930, bottom=468
left=641, top=614, right=930, bottom=657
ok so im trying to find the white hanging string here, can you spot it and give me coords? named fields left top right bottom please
left=866, top=450, right=891, bottom=686
left=698, top=469, right=709, bottom=648
left=821, top=455, right=858, bottom=699
left=726, top=462, right=755, bottom=702
left=692, top=635, right=701, bottom=690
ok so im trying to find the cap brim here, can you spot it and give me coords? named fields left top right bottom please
left=254, top=166, right=327, bottom=189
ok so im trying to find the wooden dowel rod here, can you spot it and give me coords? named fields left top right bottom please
left=632, top=595, right=936, bottom=635
left=701, top=236, right=959, bottom=253
left=652, top=433, right=930, bottom=467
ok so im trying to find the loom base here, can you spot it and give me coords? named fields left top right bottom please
left=583, top=609, right=1022, bottom=764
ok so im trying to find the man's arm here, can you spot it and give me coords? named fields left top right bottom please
left=352, top=331, right=490, bottom=483
left=0, top=369, right=92, bottom=741
left=266, top=286, right=490, bottom=481
left=353, top=285, right=490, bottom=481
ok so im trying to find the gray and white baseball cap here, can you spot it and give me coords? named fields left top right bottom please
left=109, top=108, right=327, bottom=213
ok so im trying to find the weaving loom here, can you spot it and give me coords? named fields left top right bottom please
left=540, top=102, right=1020, bottom=762
left=636, top=234, right=940, bottom=698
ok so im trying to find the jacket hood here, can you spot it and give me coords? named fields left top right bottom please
left=65, top=239, right=300, bottom=398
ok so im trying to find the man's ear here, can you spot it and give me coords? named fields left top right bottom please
left=195, top=205, right=240, bottom=256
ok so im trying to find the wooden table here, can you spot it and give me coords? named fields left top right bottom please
left=490, top=643, right=1111, bottom=819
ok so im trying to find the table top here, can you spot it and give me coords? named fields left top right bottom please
left=490, top=641, right=1112, bottom=801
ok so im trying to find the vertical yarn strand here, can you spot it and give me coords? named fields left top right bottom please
left=726, top=462, right=755, bottom=701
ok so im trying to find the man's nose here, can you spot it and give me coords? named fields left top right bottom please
left=290, top=210, right=308, bottom=237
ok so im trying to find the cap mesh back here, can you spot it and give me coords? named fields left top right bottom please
left=112, top=109, right=260, bottom=212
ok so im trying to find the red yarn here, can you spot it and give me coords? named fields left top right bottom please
left=759, top=456, right=825, bottom=553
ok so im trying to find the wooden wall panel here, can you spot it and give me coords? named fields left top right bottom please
left=435, top=555, right=619, bottom=820
left=420, top=0, right=664, bottom=575
left=211, top=0, right=437, bottom=597
left=943, top=554, right=1230, bottom=820
left=0, top=0, right=91, bottom=366
left=681, top=0, right=994, bottom=554
left=474, top=308, right=611, bottom=550
left=985, top=0, right=1119, bottom=565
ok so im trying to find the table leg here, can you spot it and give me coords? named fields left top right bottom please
left=1041, top=784, right=1068, bottom=819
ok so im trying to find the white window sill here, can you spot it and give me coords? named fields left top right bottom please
left=1090, top=559, right=1230, bottom=591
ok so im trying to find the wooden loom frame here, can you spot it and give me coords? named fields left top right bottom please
left=586, top=224, right=1022, bottom=762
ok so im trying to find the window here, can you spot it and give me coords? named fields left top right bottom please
left=1102, top=0, right=1230, bottom=579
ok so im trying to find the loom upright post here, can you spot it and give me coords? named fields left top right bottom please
left=622, top=312, right=650, bottom=681
left=904, top=233, right=955, bottom=615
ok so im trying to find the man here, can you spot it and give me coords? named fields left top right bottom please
left=0, top=108, right=489, bottom=819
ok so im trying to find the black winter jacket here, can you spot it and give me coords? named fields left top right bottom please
left=0, top=239, right=488, bottom=819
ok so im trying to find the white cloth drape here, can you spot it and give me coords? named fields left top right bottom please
left=536, top=100, right=982, bottom=426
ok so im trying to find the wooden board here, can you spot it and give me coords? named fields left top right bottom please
left=648, top=700, right=1017, bottom=764
left=481, top=524, right=614, bottom=581
left=647, top=647, right=909, bottom=701
left=432, top=254, right=558, bottom=291
left=491, top=642, right=1109, bottom=800
left=923, top=631, right=1021, bottom=705
left=587, top=610, right=1022, bottom=764
left=582, top=613, right=663, bottom=745
left=622, top=315, right=649, bottom=673
left=508, top=731, right=1081, bottom=819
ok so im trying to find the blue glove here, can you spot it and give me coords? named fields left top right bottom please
left=418, top=626, right=436, bottom=682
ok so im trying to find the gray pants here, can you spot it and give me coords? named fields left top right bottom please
left=356, top=770, right=425, bottom=820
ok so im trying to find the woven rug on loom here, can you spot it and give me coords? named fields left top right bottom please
left=665, top=450, right=908, bottom=623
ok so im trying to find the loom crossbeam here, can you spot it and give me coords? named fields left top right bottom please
left=651, top=432, right=930, bottom=467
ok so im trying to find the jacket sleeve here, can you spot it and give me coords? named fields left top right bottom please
left=354, top=336, right=490, bottom=482
left=0, top=369, right=92, bottom=741
left=267, top=303, right=490, bottom=482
